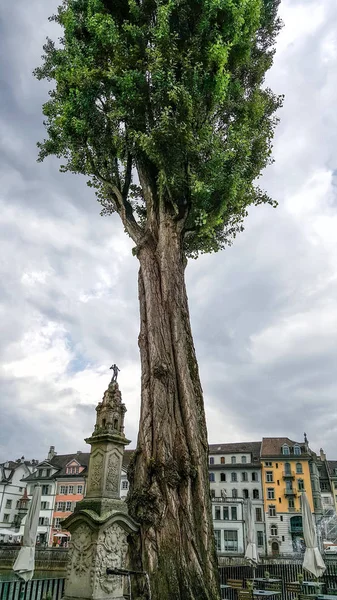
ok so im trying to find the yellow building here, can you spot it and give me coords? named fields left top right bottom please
left=261, top=437, right=314, bottom=556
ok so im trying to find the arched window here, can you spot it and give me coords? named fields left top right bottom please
left=282, top=444, right=290, bottom=455
left=296, top=462, right=303, bottom=474
left=231, top=456, right=236, bottom=464
left=243, top=489, right=249, bottom=499
left=253, top=489, right=259, bottom=499
left=220, top=473, right=226, bottom=482
left=241, top=472, right=248, bottom=482
left=209, top=473, right=215, bottom=482
left=209, top=457, right=214, bottom=465
left=231, top=472, right=237, bottom=482
left=232, top=488, right=238, bottom=498
left=284, top=462, right=291, bottom=475
left=220, top=456, right=225, bottom=464
left=270, top=524, right=278, bottom=536
left=252, top=472, right=258, bottom=482
left=241, top=456, right=247, bottom=464
left=294, top=445, right=301, bottom=455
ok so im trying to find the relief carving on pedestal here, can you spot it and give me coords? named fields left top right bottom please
left=90, top=452, right=104, bottom=491
left=105, top=454, right=119, bottom=492
left=67, top=524, right=94, bottom=578
left=95, top=524, right=128, bottom=594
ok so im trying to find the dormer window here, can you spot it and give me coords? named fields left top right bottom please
left=241, top=456, right=247, bottom=464
left=294, top=445, right=301, bottom=455
left=282, top=444, right=290, bottom=455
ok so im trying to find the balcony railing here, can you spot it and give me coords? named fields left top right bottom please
left=284, top=487, right=297, bottom=496
left=283, top=470, right=295, bottom=479
left=289, top=525, right=303, bottom=534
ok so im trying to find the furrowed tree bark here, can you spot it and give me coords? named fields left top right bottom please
left=127, top=210, right=220, bottom=600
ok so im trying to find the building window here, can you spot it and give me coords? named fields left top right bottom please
left=265, top=462, right=272, bottom=467
left=257, top=531, right=264, bottom=547
left=270, top=524, right=278, bottom=536
left=66, top=501, right=72, bottom=511
left=269, top=505, right=276, bottom=517
left=224, top=530, right=238, bottom=552
left=77, top=485, right=83, bottom=495
left=209, top=473, right=215, bottom=482
left=252, top=472, right=258, bottom=482
left=57, top=502, right=66, bottom=512
left=256, top=508, right=262, bottom=522
left=38, top=469, right=43, bottom=478
left=241, top=472, right=247, bottom=482
left=241, top=456, right=247, bottom=464
left=296, top=463, right=303, bottom=474
left=211, top=489, right=215, bottom=499
left=220, top=473, right=226, bottom=482
left=223, top=507, right=229, bottom=520
left=122, top=481, right=128, bottom=490
left=38, top=517, right=45, bottom=526
left=243, top=489, right=249, bottom=499
left=53, top=518, right=61, bottom=528
left=60, top=485, right=68, bottom=495
left=282, top=535, right=285, bottom=541
left=294, top=445, right=301, bottom=456
left=231, top=507, right=237, bottom=521
left=280, top=516, right=283, bottom=521
left=68, top=485, right=74, bottom=494
left=19, top=487, right=23, bottom=492
left=231, top=456, right=236, bottom=464
left=266, top=471, right=273, bottom=482
left=16, top=500, right=20, bottom=509
left=209, top=457, right=214, bottom=465
left=232, top=489, right=238, bottom=498
left=253, top=489, right=259, bottom=499
left=282, top=444, right=290, bottom=455
left=41, top=501, right=49, bottom=510
left=214, top=530, right=221, bottom=552
left=288, top=498, right=295, bottom=509
left=298, top=479, right=305, bottom=491
left=46, top=469, right=51, bottom=477
left=214, top=506, right=221, bottom=520
left=5, top=499, right=12, bottom=509
left=3, top=514, right=9, bottom=522
left=231, top=472, right=237, bottom=482
left=320, top=482, right=329, bottom=491
left=267, top=488, right=275, bottom=499
left=42, top=485, right=49, bottom=495
left=220, top=457, right=225, bottom=464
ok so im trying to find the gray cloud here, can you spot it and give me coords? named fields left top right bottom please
left=1, top=0, right=337, bottom=462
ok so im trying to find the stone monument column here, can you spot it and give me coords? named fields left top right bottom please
left=62, top=373, right=139, bottom=600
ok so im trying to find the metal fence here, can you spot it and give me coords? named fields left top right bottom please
left=219, top=562, right=337, bottom=600
left=0, top=579, right=65, bottom=600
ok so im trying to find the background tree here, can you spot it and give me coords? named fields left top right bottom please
left=35, top=0, right=282, bottom=598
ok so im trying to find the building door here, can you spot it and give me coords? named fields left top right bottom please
left=271, top=541, right=279, bottom=557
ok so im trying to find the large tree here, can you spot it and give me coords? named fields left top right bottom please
left=35, top=0, right=282, bottom=598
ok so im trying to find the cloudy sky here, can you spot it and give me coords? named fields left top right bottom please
left=1, top=0, right=337, bottom=462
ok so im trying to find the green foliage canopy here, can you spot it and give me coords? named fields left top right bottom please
left=35, top=0, right=282, bottom=257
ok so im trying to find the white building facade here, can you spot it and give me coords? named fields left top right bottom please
left=0, top=458, right=37, bottom=535
left=208, top=442, right=266, bottom=556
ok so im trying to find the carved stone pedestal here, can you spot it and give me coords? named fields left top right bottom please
left=62, top=377, right=139, bottom=600
left=63, top=509, right=138, bottom=600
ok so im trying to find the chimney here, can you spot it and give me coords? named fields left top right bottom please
left=320, top=448, right=326, bottom=461
left=47, top=446, right=56, bottom=461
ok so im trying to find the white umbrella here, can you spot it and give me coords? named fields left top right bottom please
left=301, top=492, right=326, bottom=578
left=245, top=499, right=259, bottom=579
left=13, top=486, right=42, bottom=581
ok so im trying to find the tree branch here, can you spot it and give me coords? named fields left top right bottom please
left=122, top=152, right=132, bottom=200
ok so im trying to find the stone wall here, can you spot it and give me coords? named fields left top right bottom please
left=0, top=546, right=68, bottom=572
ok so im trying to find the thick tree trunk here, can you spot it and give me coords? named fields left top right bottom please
left=127, top=212, right=220, bottom=600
